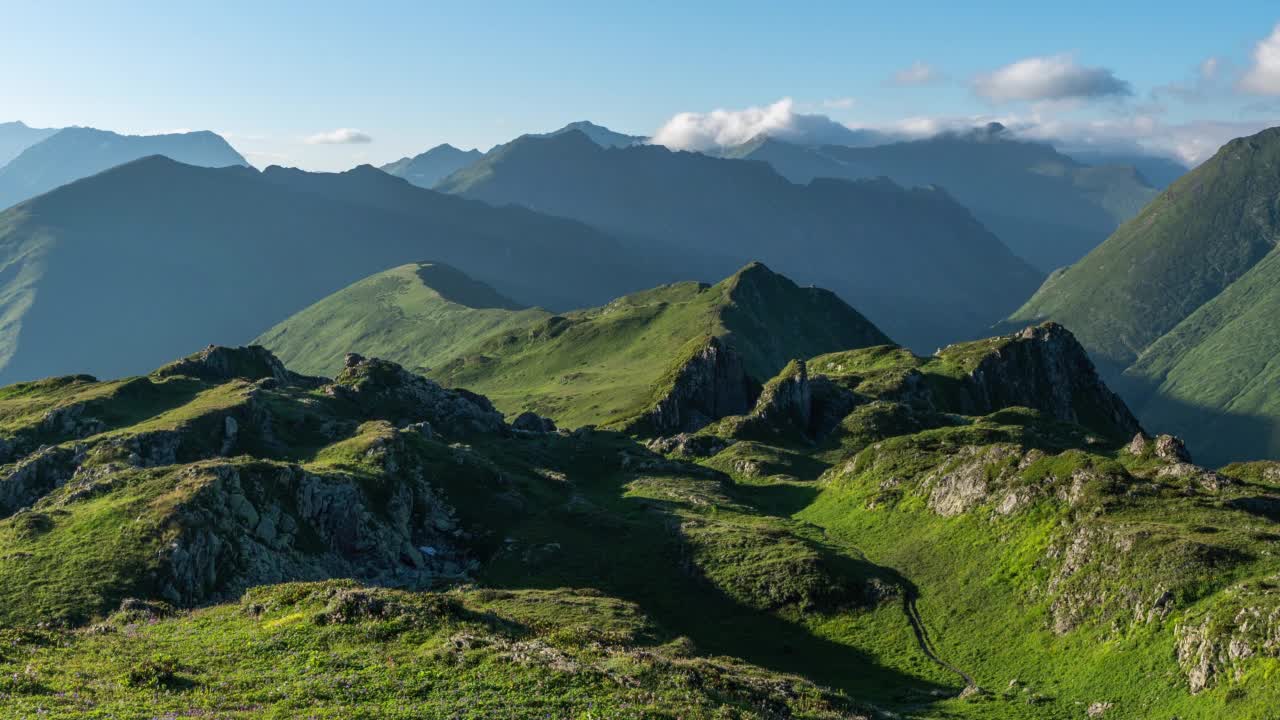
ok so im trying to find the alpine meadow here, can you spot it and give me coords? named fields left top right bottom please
left=8, top=4, right=1280, bottom=718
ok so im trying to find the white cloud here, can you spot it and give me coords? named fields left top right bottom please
left=649, top=98, right=871, bottom=151
left=822, top=97, right=856, bottom=110
left=891, top=61, right=941, bottom=87
left=974, top=54, right=1131, bottom=102
left=1240, top=24, right=1280, bottom=95
left=304, top=128, right=373, bottom=145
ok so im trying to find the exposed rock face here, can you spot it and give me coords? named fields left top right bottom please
left=161, top=446, right=471, bottom=606
left=752, top=360, right=812, bottom=429
left=329, top=354, right=507, bottom=437
left=1176, top=592, right=1280, bottom=693
left=727, top=359, right=860, bottom=442
left=925, top=445, right=1021, bottom=516
left=512, top=411, right=557, bottom=433
left=1154, top=434, right=1192, bottom=463
left=0, top=446, right=82, bottom=517
left=632, top=337, right=758, bottom=435
left=646, top=433, right=733, bottom=458
left=155, top=345, right=319, bottom=386
left=953, top=323, right=1142, bottom=440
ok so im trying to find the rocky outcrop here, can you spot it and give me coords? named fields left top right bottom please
left=328, top=354, right=507, bottom=437
left=160, top=446, right=472, bottom=607
left=155, top=345, right=320, bottom=387
left=949, top=323, right=1142, bottom=440
left=1176, top=591, right=1280, bottom=693
left=645, top=433, right=733, bottom=458
left=512, top=412, right=557, bottom=433
left=629, top=338, right=758, bottom=435
left=925, top=445, right=1022, bottom=516
left=0, top=446, right=82, bottom=517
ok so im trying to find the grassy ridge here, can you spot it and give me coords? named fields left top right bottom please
left=263, top=262, right=891, bottom=430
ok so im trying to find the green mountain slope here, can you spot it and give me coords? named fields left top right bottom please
left=0, top=156, right=665, bottom=385
left=1123, top=248, right=1280, bottom=462
left=437, top=129, right=1043, bottom=352
left=261, top=262, right=892, bottom=430
left=1009, top=127, right=1280, bottom=372
left=0, top=127, right=248, bottom=210
left=0, top=121, right=59, bottom=167
left=730, top=128, right=1159, bottom=272
left=4, top=325, right=1280, bottom=717
left=379, top=143, right=483, bottom=189
left=256, top=262, right=552, bottom=378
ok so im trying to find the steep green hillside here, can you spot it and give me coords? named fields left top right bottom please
left=437, top=129, right=1043, bottom=352
left=4, top=326, right=1280, bottom=718
left=257, top=262, right=552, bottom=378
left=379, top=143, right=483, bottom=189
left=273, top=262, right=892, bottom=430
left=730, top=128, right=1159, bottom=272
left=0, top=156, right=662, bottom=384
left=1005, top=126, right=1280, bottom=464
left=0, top=127, right=248, bottom=210
left=1124, top=249, right=1280, bottom=462
left=1009, top=126, right=1280, bottom=371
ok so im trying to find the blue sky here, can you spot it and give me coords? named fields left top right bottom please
left=6, top=0, right=1280, bottom=169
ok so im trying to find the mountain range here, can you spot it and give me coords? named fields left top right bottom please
left=436, top=129, right=1043, bottom=351
left=1, top=103, right=1280, bottom=715
left=0, top=121, right=60, bottom=167
left=722, top=126, right=1161, bottom=272
left=0, top=156, right=675, bottom=385
left=380, top=144, right=483, bottom=189
left=0, top=127, right=248, bottom=211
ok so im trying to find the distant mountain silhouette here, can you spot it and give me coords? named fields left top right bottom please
left=0, top=121, right=59, bottom=167
left=0, top=127, right=249, bottom=210
left=539, top=121, right=646, bottom=148
left=1064, top=150, right=1189, bottom=189
left=438, top=129, right=1042, bottom=351
left=724, top=130, right=1159, bottom=272
left=380, top=144, right=484, bottom=189
left=0, top=156, right=666, bottom=383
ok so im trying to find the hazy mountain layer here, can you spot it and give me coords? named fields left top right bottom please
left=0, top=121, right=60, bottom=167
left=728, top=130, right=1159, bottom=272
left=0, top=127, right=248, bottom=210
left=0, top=156, right=666, bottom=385
left=380, top=144, right=483, bottom=189
left=437, top=130, right=1042, bottom=352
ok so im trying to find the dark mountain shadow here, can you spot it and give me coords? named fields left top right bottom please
left=460, top=431, right=957, bottom=708
left=1113, top=374, right=1280, bottom=467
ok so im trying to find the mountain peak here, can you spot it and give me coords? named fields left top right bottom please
left=542, top=121, right=644, bottom=148
left=413, top=262, right=526, bottom=310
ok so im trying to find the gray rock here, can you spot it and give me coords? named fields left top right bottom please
left=512, top=412, right=556, bottom=433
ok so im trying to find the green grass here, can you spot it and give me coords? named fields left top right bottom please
left=0, top=581, right=869, bottom=719
left=6, top=335, right=1280, bottom=717
left=256, top=262, right=551, bottom=378
left=262, top=262, right=890, bottom=431
left=1008, top=126, right=1280, bottom=370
